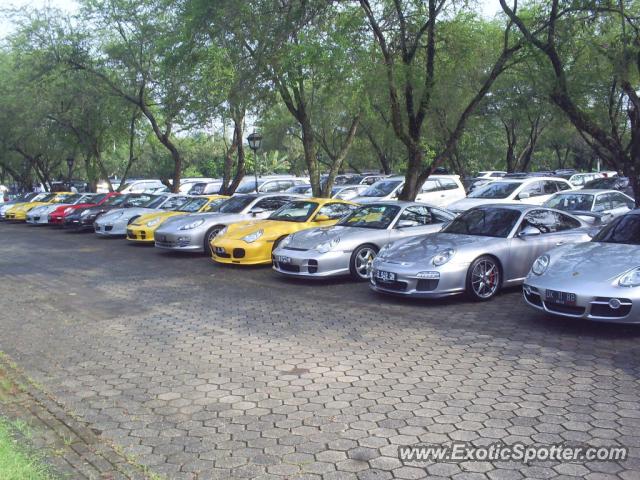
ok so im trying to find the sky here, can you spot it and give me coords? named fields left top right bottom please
left=0, top=0, right=505, bottom=39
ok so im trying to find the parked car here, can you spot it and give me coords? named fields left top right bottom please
left=67, top=193, right=158, bottom=231
left=523, top=210, right=640, bottom=323
left=0, top=192, right=40, bottom=219
left=543, top=189, right=634, bottom=225
left=187, top=181, right=222, bottom=195
left=477, top=171, right=507, bottom=178
left=332, top=185, right=369, bottom=200
left=370, top=204, right=592, bottom=301
left=94, top=194, right=191, bottom=236
left=463, top=177, right=495, bottom=194
left=178, top=178, right=217, bottom=193
left=154, top=194, right=301, bottom=254
left=235, top=176, right=307, bottom=194
left=286, top=184, right=312, bottom=195
left=353, top=175, right=465, bottom=207
left=48, top=192, right=119, bottom=225
left=26, top=193, right=96, bottom=225
left=584, top=176, right=634, bottom=198
left=272, top=202, right=456, bottom=281
left=126, top=195, right=228, bottom=243
left=118, top=179, right=165, bottom=193
left=4, top=192, right=74, bottom=221
left=568, top=172, right=602, bottom=188
left=448, top=177, right=574, bottom=214
left=210, top=199, right=358, bottom=265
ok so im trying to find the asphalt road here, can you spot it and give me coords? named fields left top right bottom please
left=1, top=221, right=639, bottom=479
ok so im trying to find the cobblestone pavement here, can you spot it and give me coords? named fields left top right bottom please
left=1, top=222, right=640, bottom=480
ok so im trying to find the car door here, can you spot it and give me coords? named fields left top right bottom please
left=609, top=192, right=634, bottom=219
left=414, top=180, right=442, bottom=205
left=506, top=209, right=565, bottom=281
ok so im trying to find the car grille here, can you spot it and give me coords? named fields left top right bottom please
left=214, top=247, right=231, bottom=258
left=156, top=238, right=191, bottom=248
left=233, top=248, right=245, bottom=258
left=372, top=278, right=407, bottom=292
left=127, top=229, right=147, bottom=240
left=278, top=263, right=301, bottom=273
left=590, top=298, right=632, bottom=318
left=544, top=302, right=586, bottom=316
left=416, top=279, right=439, bottom=291
left=105, top=225, right=113, bottom=232
left=523, top=286, right=543, bottom=307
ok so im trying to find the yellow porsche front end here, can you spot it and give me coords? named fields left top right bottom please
left=210, top=198, right=357, bottom=265
left=127, top=195, right=227, bottom=243
left=5, top=192, right=73, bottom=221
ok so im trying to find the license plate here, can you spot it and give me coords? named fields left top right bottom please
left=545, top=289, right=577, bottom=305
left=374, top=270, right=396, bottom=282
left=275, top=255, right=292, bottom=264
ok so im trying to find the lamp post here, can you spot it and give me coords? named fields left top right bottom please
left=247, top=131, right=263, bottom=193
left=66, top=157, right=74, bottom=188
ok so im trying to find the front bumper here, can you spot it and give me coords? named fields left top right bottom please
left=154, top=231, right=202, bottom=252
left=126, top=225, right=156, bottom=243
left=211, top=238, right=273, bottom=265
left=368, top=260, right=469, bottom=298
left=5, top=211, right=27, bottom=221
left=48, top=214, right=66, bottom=225
left=523, top=278, right=640, bottom=324
left=26, top=213, right=49, bottom=224
left=272, top=248, right=351, bottom=278
left=94, top=220, right=127, bottom=236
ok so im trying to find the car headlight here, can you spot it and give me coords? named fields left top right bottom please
left=531, top=254, right=550, bottom=276
left=80, top=209, right=90, bottom=217
left=378, top=242, right=395, bottom=259
left=432, top=249, right=455, bottom=266
left=316, top=237, right=340, bottom=254
left=179, top=219, right=205, bottom=230
left=242, top=229, right=264, bottom=243
left=146, top=218, right=162, bottom=227
left=619, top=267, right=640, bottom=287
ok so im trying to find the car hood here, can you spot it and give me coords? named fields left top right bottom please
left=131, top=211, right=182, bottom=226
left=288, top=225, right=371, bottom=249
left=543, top=242, right=640, bottom=284
left=448, top=197, right=511, bottom=211
left=378, top=233, right=499, bottom=265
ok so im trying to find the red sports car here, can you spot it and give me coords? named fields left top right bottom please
left=48, top=192, right=119, bottom=225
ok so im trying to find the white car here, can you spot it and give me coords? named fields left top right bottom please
left=119, top=179, right=165, bottom=193
left=234, top=176, right=308, bottom=194
left=353, top=175, right=465, bottom=207
left=477, top=170, right=507, bottom=178
left=568, top=172, right=603, bottom=188
left=94, top=194, right=190, bottom=236
left=448, top=177, right=574, bottom=213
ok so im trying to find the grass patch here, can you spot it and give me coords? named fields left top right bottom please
left=0, top=418, right=54, bottom=480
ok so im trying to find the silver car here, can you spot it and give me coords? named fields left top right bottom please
left=94, top=194, right=190, bottom=236
left=543, top=189, right=634, bottom=225
left=370, top=204, right=593, bottom=301
left=523, top=210, right=640, bottom=323
left=272, top=202, right=456, bottom=280
left=153, top=194, right=300, bottom=254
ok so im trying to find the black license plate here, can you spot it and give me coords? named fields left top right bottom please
left=275, top=255, right=291, bottom=264
left=374, top=270, right=396, bottom=282
left=545, top=289, right=577, bottom=305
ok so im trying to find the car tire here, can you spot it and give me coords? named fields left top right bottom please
left=204, top=225, right=225, bottom=255
left=349, top=244, right=378, bottom=281
left=465, top=255, right=502, bottom=301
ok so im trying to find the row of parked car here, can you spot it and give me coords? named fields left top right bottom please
left=2, top=172, right=639, bottom=324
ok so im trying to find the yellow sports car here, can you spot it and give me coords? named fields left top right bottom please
left=5, top=192, right=74, bottom=221
left=210, top=198, right=358, bottom=265
left=127, top=194, right=228, bottom=243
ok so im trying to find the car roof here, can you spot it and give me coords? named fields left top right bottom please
left=469, top=203, right=547, bottom=212
left=560, top=189, right=616, bottom=195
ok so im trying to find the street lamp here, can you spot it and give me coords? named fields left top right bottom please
left=247, top=131, right=263, bottom=193
left=66, top=157, right=74, bottom=187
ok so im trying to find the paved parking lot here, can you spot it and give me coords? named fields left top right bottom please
left=1, top=222, right=640, bottom=479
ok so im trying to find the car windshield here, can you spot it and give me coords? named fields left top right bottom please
left=236, top=181, right=260, bottom=193
left=142, top=195, right=167, bottom=208
left=361, top=180, right=402, bottom=197
left=178, top=197, right=210, bottom=213
left=545, top=194, right=594, bottom=211
left=126, top=194, right=157, bottom=207
left=105, top=195, right=127, bottom=206
left=468, top=182, right=522, bottom=199
left=57, top=194, right=81, bottom=203
left=444, top=208, right=521, bottom=238
left=90, top=194, right=108, bottom=204
left=217, top=195, right=256, bottom=213
left=592, top=214, right=640, bottom=245
left=37, top=194, right=57, bottom=202
left=338, top=205, right=400, bottom=229
left=269, top=201, right=318, bottom=222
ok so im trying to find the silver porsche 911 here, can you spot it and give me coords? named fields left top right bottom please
left=272, top=202, right=456, bottom=280
left=153, top=193, right=301, bottom=254
left=523, top=210, right=640, bottom=323
left=94, top=194, right=190, bottom=236
left=370, top=204, right=594, bottom=301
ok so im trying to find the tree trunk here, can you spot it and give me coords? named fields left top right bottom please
left=301, top=117, right=321, bottom=197
left=398, top=145, right=423, bottom=200
left=220, top=111, right=246, bottom=195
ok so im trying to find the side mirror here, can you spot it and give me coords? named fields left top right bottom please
left=519, top=225, right=541, bottom=237
left=396, top=219, right=419, bottom=228
left=518, top=192, right=531, bottom=200
left=249, top=208, right=265, bottom=217
left=315, top=214, right=331, bottom=222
